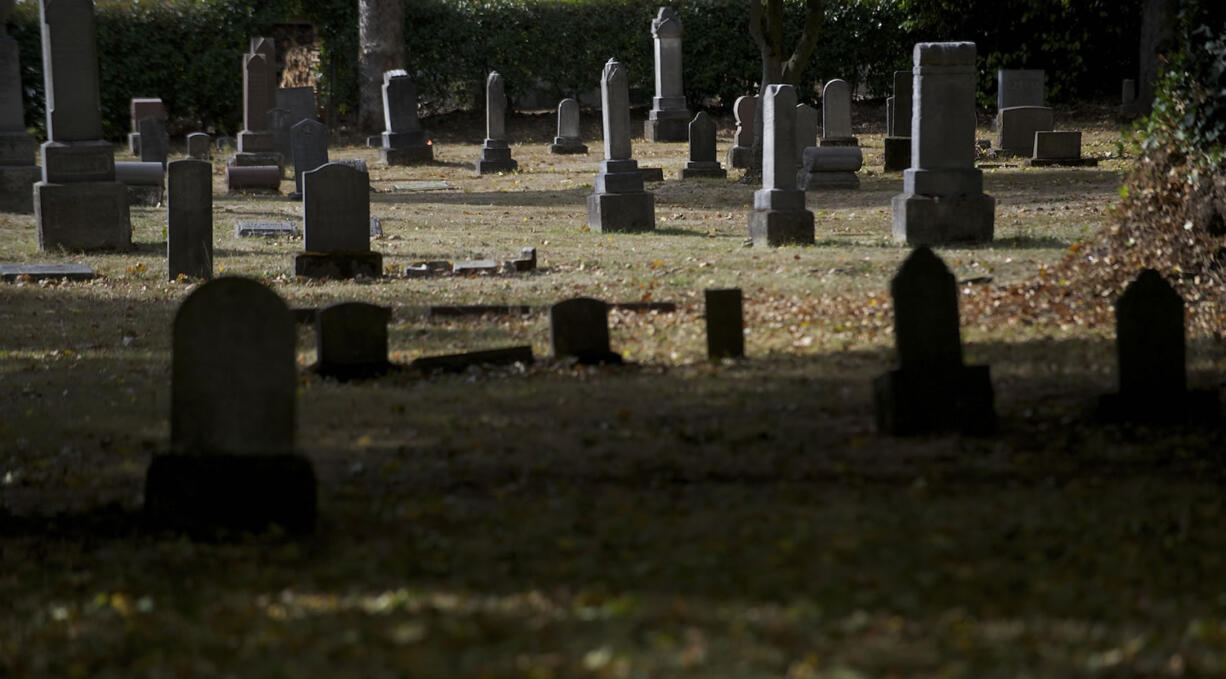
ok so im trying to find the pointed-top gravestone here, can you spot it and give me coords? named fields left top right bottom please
left=138, top=116, right=168, bottom=166
left=727, top=94, right=756, bottom=169
left=681, top=112, right=726, bottom=179
left=0, top=0, right=38, bottom=213
left=290, top=117, right=328, bottom=197
left=295, top=162, right=381, bottom=279
left=380, top=69, right=433, bottom=164
left=747, top=84, right=813, bottom=247
left=820, top=79, right=857, bottom=147
left=166, top=159, right=213, bottom=281
left=872, top=246, right=995, bottom=436
left=549, top=98, right=588, bottom=154
left=550, top=297, right=622, bottom=364
left=587, top=59, right=655, bottom=233
left=315, top=302, right=391, bottom=380
left=644, top=7, right=689, bottom=141
left=475, top=71, right=517, bottom=174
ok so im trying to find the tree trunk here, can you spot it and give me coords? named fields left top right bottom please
left=358, top=0, right=405, bottom=133
left=1137, top=0, right=1176, bottom=116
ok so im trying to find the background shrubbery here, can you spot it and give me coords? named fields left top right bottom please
left=8, top=0, right=1141, bottom=139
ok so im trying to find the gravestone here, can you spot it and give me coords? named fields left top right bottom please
left=872, top=246, right=995, bottom=436
left=997, top=69, right=1045, bottom=110
left=295, top=162, right=380, bottom=279
left=797, top=145, right=862, bottom=190
left=138, top=116, right=168, bottom=166
left=231, top=39, right=282, bottom=171
left=186, top=132, right=211, bottom=160
left=380, top=70, right=433, bottom=164
left=820, top=79, right=857, bottom=147
left=549, top=98, right=588, bottom=154
left=114, top=160, right=163, bottom=206
left=892, top=42, right=995, bottom=245
left=34, top=0, right=131, bottom=252
left=726, top=95, right=756, bottom=169
left=290, top=118, right=328, bottom=198
left=1098, top=269, right=1219, bottom=424
left=794, top=103, right=818, bottom=168
left=166, top=159, right=213, bottom=281
left=0, top=0, right=39, bottom=214
left=1030, top=130, right=1097, bottom=167
left=1119, top=78, right=1138, bottom=118
left=145, top=277, right=316, bottom=536
left=275, top=86, right=316, bottom=124
left=883, top=70, right=912, bottom=172
left=587, top=59, right=655, bottom=233
left=476, top=71, right=517, bottom=174
left=994, top=105, right=1053, bottom=156
left=643, top=7, right=690, bottom=142
left=550, top=297, right=621, bottom=364
left=127, top=97, right=164, bottom=155
left=315, top=302, right=391, bottom=380
left=235, top=220, right=295, bottom=238
left=705, top=288, right=744, bottom=360
left=0, top=262, right=95, bottom=281
left=681, top=112, right=726, bottom=178
left=267, top=107, right=293, bottom=163
left=225, top=165, right=280, bottom=192
left=747, top=84, right=813, bottom=247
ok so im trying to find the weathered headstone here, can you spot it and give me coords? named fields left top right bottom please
left=997, top=69, right=1045, bottom=110
left=127, top=97, right=164, bottom=155
left=475, top=71, right=517, bottom=174
left=549, top=98, right=588, bottom=154
left=315, top=302, right=391, bottom=380
left=726, top=95, right=756, bottom=169
left=290, top=118, right=328, bottom=197
left=138, top=116, right=169, bottom=166
left=267, top=106, right=294, bottom=163
left=295, top=162, right=380, bottom=279
left=0, top=0, right=39, bottom=214
left=1030, top=130, right=1097, bottom=167
left=891, top=42, right=995, bottom=245
left=275, top=86, right=316, bottom=125
left=587, top=59, right=655, bottom=233
left=550, top=297, right=621, bottom=364
left=186, top=132, right=211, bottom=160
left=705, top=288, right=744, bottom=360
left=748, top=84, right=813, bottom=247
left=994, top=105, right=1053, bottom=156
left=34, top=0, right=131, bottom=251
left=231, top=38, right=282, bottom=170
left=681, top=112, right=726, bottom=179
left=380, top=70, right=433, bottom=165
left=114, top=160, right=163, bottom=206
left=883, top=70, right=912, bottom=172
left=145, top=277, right=315, bottom=536
left=819, top=79, right=857, bottom=147
left=794, top=103, right=818, bottom=168
left=166, top=159, right=212, bottom=281
left=872, top=247, right=995, bottom=435
left=1119, top=78, right=1138, bottom=118
left=643, top=7, right=690, bottom=141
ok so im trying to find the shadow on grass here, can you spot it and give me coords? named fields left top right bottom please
left=374, top=187, right=591, bottom=208
left=991, top=234, right=1072, bottom=249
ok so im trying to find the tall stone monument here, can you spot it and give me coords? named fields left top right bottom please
left=34, top=0, right=130, bottom=251
left=587, top=59, right=655, bottom=233
left=0, top=0, right=39, bottom=213
left=747, top=84, right=813, bottom=247
left=231, top=37, right=282, bottom=170
left=891, top=42, right=994, bottom=245
left=475, top=71, right=517, bottom=174
left=643, top=7, right=690, bottom=142
left=380, top=70, right=433, bottom=165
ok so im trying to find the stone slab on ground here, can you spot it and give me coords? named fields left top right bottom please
left=235, top=221, right=296, bottom=238
left=0, top=263, right=96, bottom=281
left=411, top=345, right=535, bottom=374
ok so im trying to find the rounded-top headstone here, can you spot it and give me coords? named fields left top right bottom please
left=1116, top=268, right=1186, bottom=397
left=822, top=79, right=853, bottom=140
left=652, top=7, right=682, bottom=37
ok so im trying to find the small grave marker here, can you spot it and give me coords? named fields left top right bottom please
left=705, top=288, right=744, bottom=360
left=681, top=112, right=726, bottom=179
left=235, top=221, right=296, bottom=238
left=550, top=98, right=588, bottom=154
left=550, top=297, right=622, bottom=364
left=0, top=263, right=96, bottom=282
left=315, top=302, right=391, bottom=380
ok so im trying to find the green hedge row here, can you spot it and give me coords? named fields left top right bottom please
left=8, top=0, right=1142, bottom=140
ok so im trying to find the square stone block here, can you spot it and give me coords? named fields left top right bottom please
left=891, top=191, right=995, bottom=245
left=1033, top=130, right=1081, bottom=160
left=238, top=130, right=275, bottom=153
left=587, top=191, right=655, bottom=233
left=643, top=117, right=689, bottom=142
left=41, top=140, right=115, bottom=183
left=35, top=181, right=131, bottom=252
left=798, top=170, right=859, bottom=190
left=294, top=251, right=383, bottom=279
left=748, top=208, right=814, bottom=247
left=883, top=136, right=911, bottom=172
left=0, top=165, right=40, bottom=213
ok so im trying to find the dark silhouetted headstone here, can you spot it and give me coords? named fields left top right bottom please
left=166, top=159, right=212, bottom=281
left=290, top=118, right=328, bottom=197
left=0, top=7, right=38, bottom=214
left=138, top=116, right=168, bottom=166
left=295, top=162, right=381, bottom=278
left=550, top=297, right=622, bottom=364
left=315, top=302, right=390, bottom=380
left=681, top=112, right=726, bottom=179
left=186, top=132, right=211, bottom=160
left=705, top=288, right=744, bottom=360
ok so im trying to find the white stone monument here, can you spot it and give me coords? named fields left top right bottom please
left=587, top=59, right=655, bottom=232
left=748, top=84, right=813, bottom=247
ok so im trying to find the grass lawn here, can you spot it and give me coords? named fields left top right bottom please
left=3, top=106, right=1225, bottom=677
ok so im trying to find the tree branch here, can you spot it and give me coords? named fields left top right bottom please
left=781, top=0, right=826, bottom=84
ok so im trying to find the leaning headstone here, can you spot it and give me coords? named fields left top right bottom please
left=231, top=38, right=282, bottom=171
left=872, top=247, right=995, bottom=436
left=726, top=95, right=756, bottom=169
left=380, top=70, right=433, bottom=165
left=295, top=162, right=380, bottom=279
left=883, top=70, right=912, bottom=172
left=315, top=302, right=391, bottom=380
left=587, top=59, right=655, bottom=233
left=145, top=277, right=316, bottom=536
left=475, top=71, right=517, bottom=174
left=705, top=288, right=744, bottom=360
left=114, top=160, right=163, bottom=206
left=891, top=42, right=995, bottom=245
left=681, top=112, right=726, bottom=179
left=127, top=97, right=164, bottom=155
left=1098, top=269, right=1219, bottom=424
left=138, top=116, right=169, bottom=166
left=290, top=118, right=328, bottom=198
left=994, top=105, right=1053, bottom=156
left=549, top=98, right=588, bottom=154
left=166, top=159, right=213, bottom=281
left=550, top=297, right=621, bottom=364
left=997, top=69, right=1045, bottom=110
left=0, top=0, right=39, bottom=214
left=186, top=132, right=211, bottom=160
left=793, top=103, right=818, bottom=168
left=819, top=79, right=857, bottom=147
left=748, top=84, right=813, bottom=247
left=34, top=0, right=131, bottom=251
left=1030, top=130, right=1098, bottom=167
left=643, top=7, right=690, bottom=142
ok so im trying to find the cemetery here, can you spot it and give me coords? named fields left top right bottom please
left=2, top=0, right=1226, bottom=675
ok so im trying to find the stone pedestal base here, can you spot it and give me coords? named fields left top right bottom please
left=0, top=165, right=40, bottom=213
left=681, top=162, right=727, bottom=179
left=820, top=137, right=859, bottom=147
left=587, top=191, right=655, bottom=233
left=550, top=138, right=588, bottom=155
left=799, top=172, right=859, bottom=190
left=144, top=453, right=316, bottom=537
left=873, top=365, right=996, bottom=436
left=476, top=142, right=517, bottom=174
left=748, top=209, right=814, bottom=247
left=229, top=151, right=284, bottom=177
left=380, top=145, right=433, bottom=165
left=892, top=191, right=994, bottom=245
left=294, top=251, right=383, bottom=279
left=644, top=116, right=690, bottom=142
left=883, top=136, right=911, bottom=172
left=35, top=181, right=131, bottom=252
left=0, top=132, right=37, bottom=166
left=727, top=146, right=753, bottom=169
